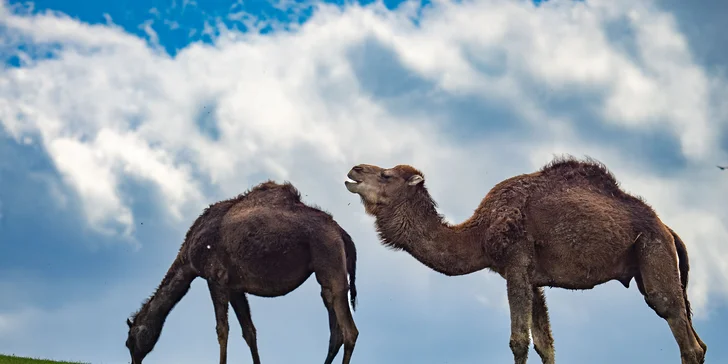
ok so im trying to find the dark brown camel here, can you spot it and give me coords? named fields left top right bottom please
left=125, top=181, right=359, bottom=364
left=344, top=156, right=706, bottom=364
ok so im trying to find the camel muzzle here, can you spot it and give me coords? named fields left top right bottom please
left=345, top=168, right=365, bottom=193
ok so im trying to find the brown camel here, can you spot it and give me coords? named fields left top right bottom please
left=344, top=156, right=707, bottom=364
left=125, top=181, right=359, bottom=364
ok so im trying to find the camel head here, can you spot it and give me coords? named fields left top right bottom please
left=345, top=163, right=425, bottom=215
left=125, top=315, right=161, bottom=364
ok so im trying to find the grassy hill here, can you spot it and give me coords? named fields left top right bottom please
left=0, top=354, right=88, bottom=364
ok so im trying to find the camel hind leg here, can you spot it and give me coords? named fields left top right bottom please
left=636, top=237, right=704, bottom=364
left=684, top=296, right=707, bottom=355
left=230, top=292, right=261, bottom=364
left=636, top=270, right=707, bottom=357
left=314, top=242, right=358, bottom=364
left=320, top=288, right=345, bottom=364
left=318, top=285, right=358, bottom=364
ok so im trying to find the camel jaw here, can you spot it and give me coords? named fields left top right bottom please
left=344, top=179, right=359, bottom=193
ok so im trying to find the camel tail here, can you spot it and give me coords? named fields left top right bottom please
left=340, top=228, right=358, bottom=311
left=667, top=226, right=692, bottom=320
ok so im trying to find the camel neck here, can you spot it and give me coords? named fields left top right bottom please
left=374, top=192, right=491, bottom=276
left=134, top=257, right=196, bottom=326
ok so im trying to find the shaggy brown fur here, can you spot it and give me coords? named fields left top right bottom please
left=125, top=181, right=359, bottom=364
left=344, top=156, right=706, bottom=364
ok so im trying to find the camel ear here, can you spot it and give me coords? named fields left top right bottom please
left=407, top=174, right=424, bottom=186
left=127, top=318, right=133, bottom=328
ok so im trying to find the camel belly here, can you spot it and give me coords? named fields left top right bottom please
left=220, top=213, right=319, bottom=297
left=531, top=246, right=636, bottom=289
left=527, top=191, right=640, bottom=289
left=226, top=243, right=314, bottom=297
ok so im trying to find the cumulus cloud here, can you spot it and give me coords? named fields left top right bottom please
left=1, top=1, right=727, bottom=361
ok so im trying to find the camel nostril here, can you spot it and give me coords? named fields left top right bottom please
left=352, top=166, right=363, bottom=172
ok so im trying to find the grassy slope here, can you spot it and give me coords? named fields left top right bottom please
left=0, top=354, right=88, bottom=364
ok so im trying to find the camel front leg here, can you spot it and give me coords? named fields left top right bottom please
left=531, top=287, right=555, bottom=364
left=506, top=269, right=533, bottom=364
left=208, top=282, right=230, bottom=364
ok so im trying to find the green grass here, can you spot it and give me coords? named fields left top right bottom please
left=0, top=354, right=88, bottom=364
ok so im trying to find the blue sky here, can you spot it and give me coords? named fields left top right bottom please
left=1, top=0, right=728, bottom=363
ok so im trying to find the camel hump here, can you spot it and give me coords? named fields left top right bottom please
left=540, top=155, right=621, bottom=192
left=228, top=180, right=304, bottom=209
left=246, top=180, right=302, bottom=202
left=181, top=181, right=305, bottom=247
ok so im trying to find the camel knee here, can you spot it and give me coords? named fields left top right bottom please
left=532, top=329, right=554, bottom=349
left=343, top=324, right=358, bottom=347
left=697, top=337, right=707, bottom=354
left=531, top=324, right=554, bottom=353
left=532, top=329, right=554, bottom=359
left=692, top=327, right=707, bottom=353
left=242, top=326, right=257, bottom=343
left=679, top=331, right=706, bottom=364
left=510, top=334, right=530, bottom=359
left=216, top=322, right=229, bottom=338
left=682, top=348, right=706, bottom=364
left=321, top=287, right=336, bottom=304
left=533, top=340, right=554, bottom=364
left=644, top=291, right=681, bottom=319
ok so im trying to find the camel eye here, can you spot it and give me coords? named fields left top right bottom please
left=380, top=173, right=392, bottom=181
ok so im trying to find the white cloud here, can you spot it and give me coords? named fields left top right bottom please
left=0, top=0, right=727, bottom=339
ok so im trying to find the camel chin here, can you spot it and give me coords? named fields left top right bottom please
left=344, top=180, right=359, bottom=193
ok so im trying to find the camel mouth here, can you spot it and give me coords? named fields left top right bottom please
left=346, top=170, right=364, bottom=183
left=345, top=171, right=362, bottom=193
left=344, top=179, right=360, bottom=193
